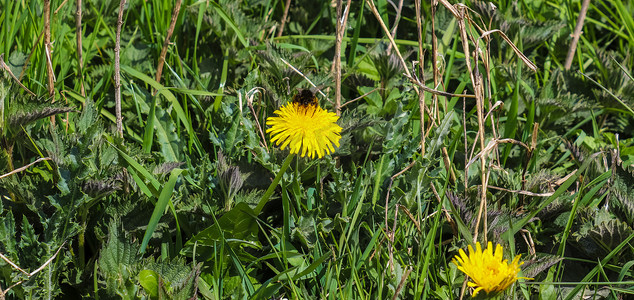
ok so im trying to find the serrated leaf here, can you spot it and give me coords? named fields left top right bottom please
left=99, top=223, right=141, bottom=296
left=590, top=219, right=634, bottom=252
left=0, top=210, right=17, bottom=257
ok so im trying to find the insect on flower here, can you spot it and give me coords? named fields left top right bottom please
left=266, top=89, right=342, bottom=159
left=291, top=89, right=319, bottom=116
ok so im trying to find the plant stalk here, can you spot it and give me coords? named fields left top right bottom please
left=254, top=153, right=295, bottom=215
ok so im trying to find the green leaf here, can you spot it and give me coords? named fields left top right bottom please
left=139, top=168, right=186, bottom=254
left=565, top=232, right=634, bottom=300
left=143, top=95, right=157, bottom=153
left=185, top=202, right=259, bottom=249
left=138, top=270, right=159, bottom=298
left=0, top=211, right=17, bottom=256
left=153, top=105, right=181, bottom=162
left=99, top=223, right=141, bottom=297
left=213, top=48, right=229, bottom=111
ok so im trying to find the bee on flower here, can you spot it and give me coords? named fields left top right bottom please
left=266, top=89, right=342, bottom=159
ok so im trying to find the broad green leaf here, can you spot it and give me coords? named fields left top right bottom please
left=138, top=270, right=159, bottom=298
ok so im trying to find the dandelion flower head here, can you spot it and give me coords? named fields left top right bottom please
left=452, top=241, right=530, bottom=297
left=266, top=91, right=342, bottom=159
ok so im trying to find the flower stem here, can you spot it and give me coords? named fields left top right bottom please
left=254, top=153, right=295, bottom=215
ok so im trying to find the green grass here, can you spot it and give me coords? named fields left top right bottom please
left=1, top=0, right=634, bottom=299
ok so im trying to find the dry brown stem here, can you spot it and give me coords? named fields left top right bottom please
left=44, top=0, right=56, bottom=124
left=564, top=0, right=591, bottom=70
left=279, top=57, right=331, bottom=102
left=430, top=184, right=458, bottom=237
left=391, top=266, right=412, bottom=300
left=114, top=0, right=126, bottom=138
left=76, top=0, right=85, bottom=96
left=0, top=242, right=65, bottom=299
left=386, top=0, right=404, bottom=54
left=487, top=185, right=554, bottom=197
left=277, top=0, right=292, bottom=37
left=431, top=0, right=440, bottom=121
left=340, top=87, right=379, bottom=108
left=480, top=29, right=537, bottom=72
left=365, top=0, right=414, bottom=80
left=383, top=160, right=417, bottom=271
left=155, top=0, right=182, bottom=89
left=333, top=0, right=352, bottom=116
left=415, top=0, right=426, bottom=157
left=245, top=88, right=269, bottom=150
left=0, top=157, right=51, bottom=180
left=54, top=0, right=69, bottom=14
left=447, top=2, right=489, bottom=244
left=405, top=73, right=476, bottom=98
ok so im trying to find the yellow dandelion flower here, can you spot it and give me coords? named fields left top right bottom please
left=266, top=100, right=342, bottom=159
left=452, top=241, right=531, bottom=297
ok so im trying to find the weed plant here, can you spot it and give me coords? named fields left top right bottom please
left=1, top=0, right=633, bottom=299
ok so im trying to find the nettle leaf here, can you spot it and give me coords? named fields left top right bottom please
left=18, top=215, right=42, bottom=264
left=78, top=97, right=100, bottom=135
left=589, top=219, right=634, bottom=253
left=140, top=257, right=199, bottom=299
left=82, top=178, right=121, bottom=199
left=98, top=223, right=142, bottom=296
left=521, top=253, right=564, bottom=279
left=0, top=74, right=74, bottom=139
left=122, top=40, right=153, bottom=73
left=8, top=106, right=74, bottom=130
left=0, top=210, right=17, bottom=258
left=573, top=208, right=634, bottom=261
left=609, top=164, right=634, bottom=224
left=500, top=18, right=566, bottom=49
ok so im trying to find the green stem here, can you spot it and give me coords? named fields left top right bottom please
left=254, top=153, right=295, bottom=215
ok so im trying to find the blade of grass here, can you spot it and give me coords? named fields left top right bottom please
left=612, top=0, right=634, bottom=47
left=347, top=0, right=365, bottom=67
left=121, top=64, right=203, bottom=155
left=254, top=153, right=295, bottom=215
left=191, top=0, right=207, bottom=73
left=211, top=212, right=256, bottom=296
left=143, top=95, right=157, bottom=153
left=139, top=168, right=186, bottom=254
left=153, top=106, right=179, bottom=162
left=579, top=71, right=634, bottom=115
left=213, top=48, right=229, bottom=111
left=564, top=232, right=634, bottom=300
left=210, top=1, right=248, bottom=48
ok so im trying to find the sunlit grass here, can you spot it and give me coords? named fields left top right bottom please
left=0, top=0, right=633, bottom=299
